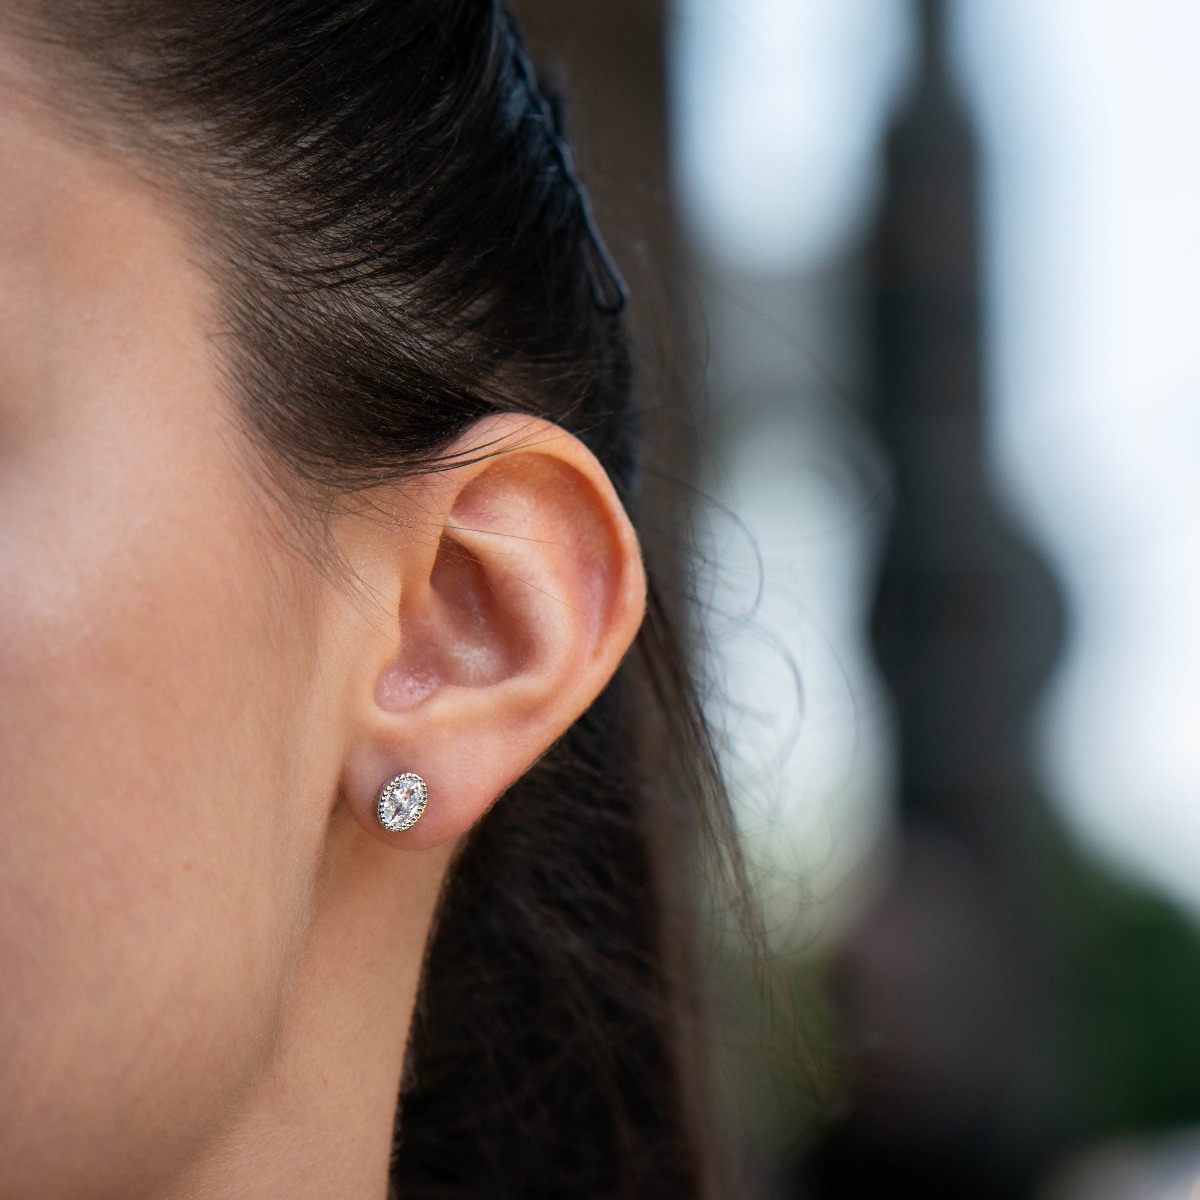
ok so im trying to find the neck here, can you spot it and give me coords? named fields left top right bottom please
left=166, top=810, right=453, bottom=1200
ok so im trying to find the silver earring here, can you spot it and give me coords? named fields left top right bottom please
left=376, top=772, right=429, bottom=832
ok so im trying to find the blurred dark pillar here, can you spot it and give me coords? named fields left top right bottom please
left=805, top=2, right=1063, bottom=1196
left=870, top=0, right=1062, bottom=855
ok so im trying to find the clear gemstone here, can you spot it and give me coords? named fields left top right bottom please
left=377, top=773, right=427, bottom=832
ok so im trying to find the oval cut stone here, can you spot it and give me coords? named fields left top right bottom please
left=376, top=773, right=428, bottom=832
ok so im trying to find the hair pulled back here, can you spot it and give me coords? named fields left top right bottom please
left=14, top=2, right=739, bottom=1195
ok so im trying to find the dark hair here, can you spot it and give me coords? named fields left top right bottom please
left=14, top=2, right=745, bottom=1195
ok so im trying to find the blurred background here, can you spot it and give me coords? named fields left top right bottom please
left=513, top=1, right=1200, bottom=1196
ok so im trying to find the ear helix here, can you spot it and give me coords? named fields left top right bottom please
left=375, top=772, right=429, bottom=832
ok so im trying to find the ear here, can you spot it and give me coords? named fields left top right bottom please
left=334, top=414, right=646, bottom=849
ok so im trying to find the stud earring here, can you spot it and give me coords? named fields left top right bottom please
left=376, top=772, right=429, bottom=832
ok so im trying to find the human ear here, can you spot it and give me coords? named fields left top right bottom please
left=335, top=414, right=647, bottom=849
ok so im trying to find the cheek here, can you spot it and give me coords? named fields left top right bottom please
left=0, top=424, right=327, bottom=1191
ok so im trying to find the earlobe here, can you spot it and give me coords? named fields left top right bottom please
left=337, top=415, right=646, bottom=850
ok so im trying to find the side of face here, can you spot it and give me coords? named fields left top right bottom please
left=0, top=81, right=345, bottom=1196
left=0, top=30, right=652, bottom=1194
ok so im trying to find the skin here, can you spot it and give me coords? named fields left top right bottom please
left=0, top=61, right=647, bottom=1200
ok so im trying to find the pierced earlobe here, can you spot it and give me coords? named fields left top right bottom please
left=375, top=772, right=429, bottom=833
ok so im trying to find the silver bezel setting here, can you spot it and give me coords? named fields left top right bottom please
left=376, top=772, right=429, bottom=833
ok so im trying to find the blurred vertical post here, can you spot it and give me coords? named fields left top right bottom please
left=809, top=1, right=1063, bottom=1195
left=869, top=0, right=1063, bottom=863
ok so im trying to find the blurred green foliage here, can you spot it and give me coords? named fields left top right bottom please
left=1014, top=828, right=1200, bottom=1150
left=708, top=822, right=1200, bottom=1172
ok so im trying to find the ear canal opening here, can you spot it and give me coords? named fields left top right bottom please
left=375, top=530, right=531, bottom=712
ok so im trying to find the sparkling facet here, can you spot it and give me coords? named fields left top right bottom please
left=376, top=773, right=428, bottom=832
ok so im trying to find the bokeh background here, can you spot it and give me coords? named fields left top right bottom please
left=512, top=2, right=1200, bottom=1196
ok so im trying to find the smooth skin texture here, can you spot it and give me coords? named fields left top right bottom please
left=0, top=65, right=647, bottom=1200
